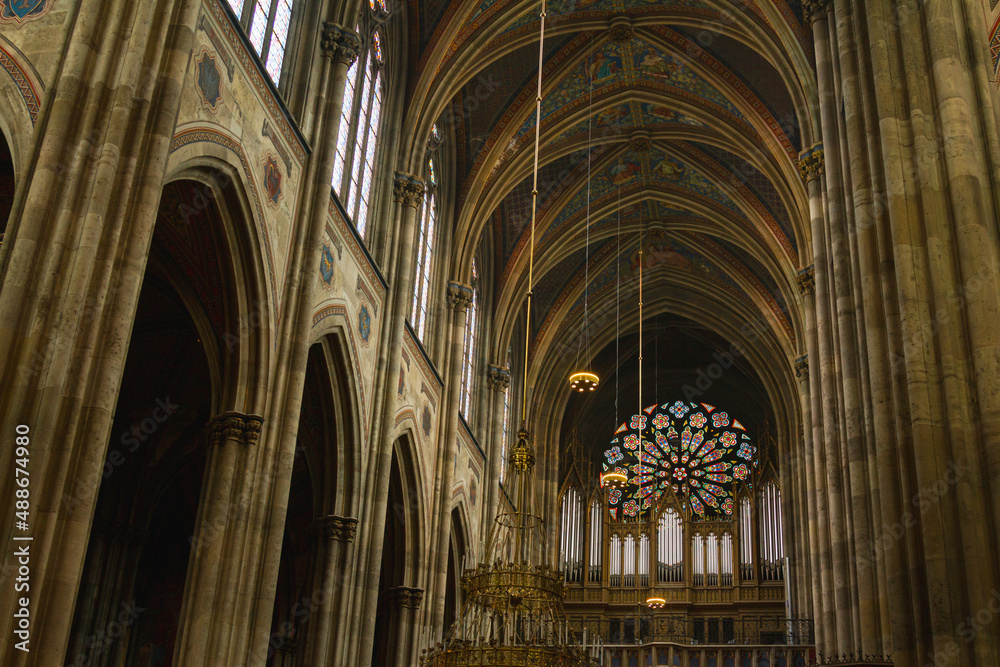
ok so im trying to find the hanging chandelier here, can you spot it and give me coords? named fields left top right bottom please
left=635, top=205, right=662, bottom=611
left=422, top=3, right=590, bottom=665
left=567, top=35, right=599, bottom=395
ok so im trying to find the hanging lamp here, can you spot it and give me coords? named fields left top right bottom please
left=599, top=184, right=626, bottom=491
left=568, top=37, right=599, bottom=394
left=422, top=4, right=589, bottom=665
left=636, top=205, right=662, bottom=610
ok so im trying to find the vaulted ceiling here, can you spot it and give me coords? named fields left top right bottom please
left=402, top=0, right=818, bottom=447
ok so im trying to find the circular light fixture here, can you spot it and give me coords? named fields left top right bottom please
left=569, top=371, right=599, bottom=392
left=601, top=471, right=627, bottom=489
left=646, top=596, right=666, bottom=609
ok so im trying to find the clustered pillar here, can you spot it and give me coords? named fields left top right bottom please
left=791, top=1, right=1000, bottom=665
left=424, top=281, right=474, bottom=647
left=484, top=364, right=511, bottom=545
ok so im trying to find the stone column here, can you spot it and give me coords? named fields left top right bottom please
left=66, top=522, right=147, bottom=667
left=349, top=174, right=425, bottom=666
left=798, top=146, right=836, bottom=656
left=236, top=22, right=362, bottom=666
left=425, top=282, right=474, bottom=647
left=794, top=266, right=823, bottom=650
left=173, top=413, right=264, bottom=665
left=0, top=1, right=201, bottom=662
left=483, top=364, right=511, bottom=544
left=301, top=515, right=357, bottom=666
left=390, top=586, right=424, bottom=667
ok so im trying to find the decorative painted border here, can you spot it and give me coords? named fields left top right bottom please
left=169, top=127, right=280, bottom=332
left=0, top=42, right=40, bottom=125
left=459, top=418, right=485, bottom=471
left=404, top=326, right=444, bottom=396
left=205, top=0, right=307, bottom=164
left=327, top=197, right=387, bottom=299
left=394, top=408, right=422, bottom=447
left=312, top=303, right=371, bottom=446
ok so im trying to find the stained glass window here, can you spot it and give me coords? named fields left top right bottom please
left=232, top=0, right=296, bottom=86
left=459, top=261, right=479, bottom=417
left=499, top=350, right=511, bottom=483
left=412, top=156, right=437, bottom=340
left=602, top=401, right=757, bottom=520
left=331, top=26, right=386, bottom=238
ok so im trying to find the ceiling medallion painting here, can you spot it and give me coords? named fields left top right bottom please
left=603, top=401, right=756, bottom=519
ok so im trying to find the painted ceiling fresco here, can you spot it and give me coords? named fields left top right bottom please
left=414, top=0, right=813, bottom=369
left=514, top=35, right=746, bottom=143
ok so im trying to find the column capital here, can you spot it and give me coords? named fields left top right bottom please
left=321, top=23, right=362, bottom=65
left=221, top=412, right=246, bottom=441
left=446, top=282, right=474, bottom=312
left=802, top=0, right=831, bottom=23
left=327, top=515, right=359, bottom=542
left=209, top=412, right=265, bottom=445
left=486, top=365, right=511, bottom=391
left=797, top=265, right=816, bottom=296
left=386, top=586, right=424, bottom=608
left=798, top=144, right=825, bottom=183
left=393, top=173, right=426, bottom=208
left=244, top=415, right=264, bottom=445
left=794, top=355, right=809, bottom=382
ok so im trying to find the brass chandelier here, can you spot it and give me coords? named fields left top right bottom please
left=421, top=2, right=590, bottom=665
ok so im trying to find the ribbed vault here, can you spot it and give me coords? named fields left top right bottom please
left=398, top=0, right=818, bottom=476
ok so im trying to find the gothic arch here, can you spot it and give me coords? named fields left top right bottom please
left=165, top=156, right=279, bottom=414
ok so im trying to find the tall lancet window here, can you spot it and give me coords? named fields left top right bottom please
left=759, top=481, right=784, bottom=581
left=227, top=0, right=296, bottom=85
left=331, top=0, right=389, bottom=237
left=411, top=156, right=437, bottom=340
left=459, top=261, right=479, bottom=418
left=499, top=347, right=511, bottom=483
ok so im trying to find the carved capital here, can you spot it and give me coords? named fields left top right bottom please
left=446, top=282, right=474, bottom=312
left=322, top=515, right=359, bottom=543
left=208, top=418, right=225, bottom=447
left=797, top=265, right=816, bottom=297
left=393, top=173, right=426, bottom=208
left=486, top=365, right=511, bottom=391
left=387, top=586, right=424, bottom=608
left=321, top=23, right=362, bottom=65
left=802, top=0, right=832, bottom=23
left=794, top=355, right=809, bottom=382
left=244, top=416, right=264, bottom=446
left=222, top=413, right=246, bottom=442
left=799, top=145, right=825, bottom=183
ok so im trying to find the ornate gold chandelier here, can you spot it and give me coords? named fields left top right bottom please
left=421, top=2, right=591, bottom=665
left=421, top=428, right=588, bottom=666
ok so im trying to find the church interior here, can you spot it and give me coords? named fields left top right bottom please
left=1, top=0, right=999, bottom=665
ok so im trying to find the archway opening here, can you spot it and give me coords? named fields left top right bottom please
left=372, top=446, right=408, bottom=666
left=443, top=507, right=468, bottom=633
left=67, top=179, right=238, bottom=665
